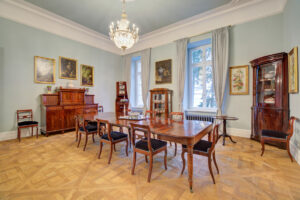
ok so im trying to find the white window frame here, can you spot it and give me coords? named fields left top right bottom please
left=131, top=57, right=143, bottom=109
left=187, top=41, right=217, bottom=112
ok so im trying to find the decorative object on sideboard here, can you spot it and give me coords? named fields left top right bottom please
left=229, top=65, right=249, bottom=95
left=85, top=88, right=89, bottom=94
left=155, top=59, right=172, bottom=84
left=81, top=64, right=94, bottom=87
left=59, top=56, right=78, bottom=80
left=66, top=81, right=74, bottom=88
left=288, top=47, right=298, bottom=93
left=46, top=85, right=52, bottom=94
left=34, top=56, right=56, bottom=84
left=109, top=0, right=139, bottom=50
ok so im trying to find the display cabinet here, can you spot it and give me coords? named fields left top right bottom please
left=250, top=53, right=289, bottom=146
left=115, top=81, right=129, bottom=114
left=150, top=88, right=172, bottom=118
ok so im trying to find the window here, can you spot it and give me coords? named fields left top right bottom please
left=188, top=38, right=216, bottom=110
left=131, top=56, right=143, bottom=108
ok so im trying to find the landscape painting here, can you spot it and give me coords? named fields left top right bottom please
left=34, top=56, right=56, bottom=84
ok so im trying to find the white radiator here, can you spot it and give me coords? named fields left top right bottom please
left=185, top=112, right=216, bottom=123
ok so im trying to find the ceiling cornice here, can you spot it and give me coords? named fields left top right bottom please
left=0, top=0, right=287, bottom=56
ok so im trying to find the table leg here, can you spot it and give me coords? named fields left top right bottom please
left=128, top=127, right=132, bottom=148
left=187, top=144, right=194, bottom=193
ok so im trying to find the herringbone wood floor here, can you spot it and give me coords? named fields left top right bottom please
left=0, top=132, right=300, bottom=200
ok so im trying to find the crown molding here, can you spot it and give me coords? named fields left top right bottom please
left=123, top=0, right=287, bottom=55
left=0, top=0, right=287, bottom=56
left=0, top=0, right=121, bottom=55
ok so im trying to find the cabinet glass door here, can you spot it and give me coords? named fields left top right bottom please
left=257, top=62, right=277, bottom=105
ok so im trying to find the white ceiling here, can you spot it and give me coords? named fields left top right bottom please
left=24, top=0, right=231, bottom=36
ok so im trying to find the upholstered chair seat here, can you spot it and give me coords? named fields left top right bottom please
left=135, top=138, right=167, bottom=151
left=182, top=140, right=212, bottom=153
left=101, top=131, right=127, bottom=141
left=261, top=130, right=288, bottom=139
left=18, top=121, right=38, bottom=126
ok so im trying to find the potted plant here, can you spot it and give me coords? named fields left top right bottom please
left=47, top=85, right=52, bottom=94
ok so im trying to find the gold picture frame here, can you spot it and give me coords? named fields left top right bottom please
left=288, top=47, right=298, bottom=93
left=229, top=65, right=249, bottom=95
left=34, top=56, right=56, bottom=84
left=59, top=56, right=78, bottom=80
left=155, top=59, right=172, bottom=84
left=81, top=64, right=94, bottom=87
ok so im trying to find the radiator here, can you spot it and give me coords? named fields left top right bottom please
left=185, top=112, right=216, bottom=123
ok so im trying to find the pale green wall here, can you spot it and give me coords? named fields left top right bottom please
left=0, top=17, right=122, bottom=132
left=147, top=14, right=284, bottom=130
left=225, top=14, right=283, bottom=129
left=283, top=0, right=300, bottom=161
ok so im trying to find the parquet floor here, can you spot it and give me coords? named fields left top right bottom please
left=0, top=132, right=300, bottom=200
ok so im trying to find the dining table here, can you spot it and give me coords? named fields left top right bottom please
left=76, top=112, right=213, bottom=192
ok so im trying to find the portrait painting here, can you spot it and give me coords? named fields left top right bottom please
left=155, top=59, right=172, bottom=84
left=81, top=64, right=94, bottom=87
left=59, top=56, right=77, bottom=80
left=288, top=47, right=298, bottom=93
left=34, top=56, right=56, bottom=84
left=229, top=65, right=249, bottom=95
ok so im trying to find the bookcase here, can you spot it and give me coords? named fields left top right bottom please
left=115, top=81, right=129, bottom=114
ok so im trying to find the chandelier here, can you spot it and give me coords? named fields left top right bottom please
left=109, top=0, right=139, bottom=50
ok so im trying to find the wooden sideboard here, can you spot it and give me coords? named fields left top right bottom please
left=41, top=88, right=98, bottom=136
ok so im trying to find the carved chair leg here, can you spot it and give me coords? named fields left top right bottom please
left=92, top=134, right=95, bottom=143
left=147, top=155, right=153, bottom=183
left=98, top=141, right=103, bottom=159
left=77, top=133, right=82, bottom=148
left=125, top=139, right=128, bottom=156
left=114, top=144, right=116, bottom=152
left=164, top=148, right=168, bottom=170
left=260, top=139, right=265, bottom=156
left=181, top=151, right=186, bottom=175
left=208, top=156, right=216, bottom=184
left=287, top=141, right=293, bottom=162
left=132, top=152, right=136, bottom=175
left=83, top=134, right=88, bottom=151
left=169, top=142, right=172, bottom=146
left=36, top=126, right=38, bottom=138
left=145, top=155, right=148, bottom=163
left=213, top=152, right=219, bottom=174
left=18, top=128, right=21, bottom=142
left=174, top=143, right=177, bottom=157
left=108, top=143, right=113, bottom=164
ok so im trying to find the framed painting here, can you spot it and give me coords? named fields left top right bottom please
left=59, top=56, right=78, bottom=80
left=155, top=59, right=172, bottom=84
left=34, top=56, right=56, bottom=84
left=288, top=47, right=298, bottom=93
left=229, top=65, right=249, bottom=95
left=81, top=64, right=94, bottom=87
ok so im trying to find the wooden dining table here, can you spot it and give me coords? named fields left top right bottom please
left=76, top=112, right=213, bottom=192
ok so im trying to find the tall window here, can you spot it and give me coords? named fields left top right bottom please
left=188, top=38, right=216, bottom=110
left=131, top=56, right=143, bottom=108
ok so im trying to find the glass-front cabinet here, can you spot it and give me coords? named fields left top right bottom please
left=150, top=88, right=172, bottom=118
left=250, top=53, right=289, bottom=147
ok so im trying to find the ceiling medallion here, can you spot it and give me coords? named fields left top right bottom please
left=109, top=0, right=139, bottom=51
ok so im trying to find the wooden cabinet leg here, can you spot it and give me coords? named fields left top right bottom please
left=187, top=145, right=194, bottom=193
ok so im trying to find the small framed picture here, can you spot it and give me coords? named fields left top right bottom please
left=81, top=64, right=94, bottom=87
left=288, top=47, right=298, bottom=93
left=155, top=59, right=172, bottom=84
left=34, top=56, right=56, bottom=84
left=59, top=56, right=78, bottom=80
left=229, top=65, right=249, bottom=95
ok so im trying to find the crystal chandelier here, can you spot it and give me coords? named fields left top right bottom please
left=109, top=0, right=139, bottom=50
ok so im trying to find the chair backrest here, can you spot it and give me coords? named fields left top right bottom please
left=287, top=116, right=299, bottom=139
left=17, top=109, right=33, bottom=123
left=210, top=123, right=220, bottom=151
left=130, top=123, right=153, bottom=152
left=145, top=110, right=156, bottom=119
left=75, top=115, right=90, bottom=132
left=97, top=119, right=112, bottom=140
left=170, top=112, right=184, bottom=122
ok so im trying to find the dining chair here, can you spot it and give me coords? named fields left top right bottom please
left=17, top=109, right=39, bottom=142
left=181, top=123, right=220, bottom=184
left=97, top=119, right=128, bottom=164
left=130, top=123, right=168, bottom=182
left=261, top=116, right=298, bottom=162
left=77, top=116, right=99, bottom=151
left=145, top=110, right=156, bottom=119
left=169, top=112, right=184, bottom=156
